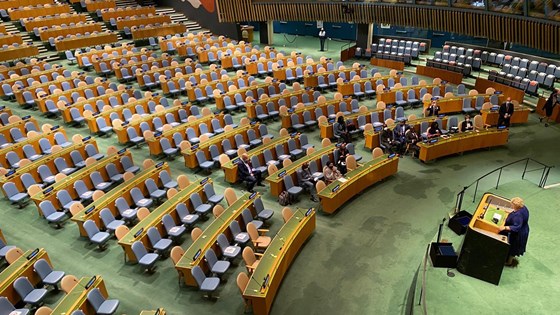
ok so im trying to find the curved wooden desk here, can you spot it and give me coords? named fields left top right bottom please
left=51, top=275, right=108, bottom=315
left=0, top=248, right=49, bottom=304
left=244, top=208, right=316, bottom=315
left=317, top=155, right=399, bottom=214
left=481, top=105, right=530, bottom=126
left=418, top=128, right=509, bottom=162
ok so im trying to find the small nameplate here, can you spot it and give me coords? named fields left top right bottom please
left=85, top=276, right=96, bottom=289
left=332, top=185, right=340, bottom=193
left=156, top=162, right=164, bottom=168
left=118, top=148, right=126, bottom=154
left=22, top=115, right=31, bottom=120
left=200, top=177, right=209, bottom=185
left=277, top=170, right=287, bottom=178
left=232, top=158, right=240, bottom=164
left=374, top=126, right=382, bottom=132
left=249, top=192, right=257, bottom=199
left=262, top=274, right=270, bottom=289
left=494, top=91, right=503, bottom=94
left=154, top=131, right=162, bottom=137
left=191, top=144, right=199, bottom=150
left=122, top=121, right=129, bottom=126
left=50, top=125, right=60, bottom=131
left=388, top=153, right=396, bottom=159
left=497, top=125, right=507, bottom=130
left=306, top=208, right=313, bottom=216
left=5, top=169, right=16, bottom=177
left=27, top=248, right=40, bottom=260
left=193, top=249, right=201, bottom=261
left=429, top=138, right=438, bottom=144
left=85, top=206, right=95, bottom=214
left=134, top=228, right=144, bottom=238
left=438, top=114, right=445, bottom=118
left=82, top=136, right=92, bottom=142
left=290, top=132, right=297, bottom=137
left=43, top=187, right=54, bottom=195
left=250, top=121, right=257, bottom=125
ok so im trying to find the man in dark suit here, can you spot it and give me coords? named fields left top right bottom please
left=319, top=28, right=326, bottom=51
left=237, top=153, right=263, bottom=193
left=380, top=124, right=398, bottom=154
left=392, top=120, right=409, bottom=154
left=498, top=97, right=515, bottom=127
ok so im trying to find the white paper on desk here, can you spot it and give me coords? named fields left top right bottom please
left=169, top=227, right=180, bottom=233
left=123, top=209, right=134, bottom=215
left=224, top=246, right=236, bottom=254
left=184, top=215, right=194, bottom=220
left=338, top=177, right=348, bottom=183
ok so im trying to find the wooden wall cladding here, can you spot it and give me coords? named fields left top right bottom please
left=216, top=1, right=560, bottom=54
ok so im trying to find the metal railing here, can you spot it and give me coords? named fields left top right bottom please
left=454, top=158, right=554, bottom=214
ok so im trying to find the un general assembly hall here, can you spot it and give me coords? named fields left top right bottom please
left=0, top=0, right=558, bottom=314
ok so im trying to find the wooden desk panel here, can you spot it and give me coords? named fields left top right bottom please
left=112, top=105, right=183, bottom=144
left=337, top=74, right=398, bottom=97
left=0, top=45, right=39, bottom=62
left=423, top=94, right=504, bottom=115
left=146, top=114, right=216, bottom=157
left=115, top=15, right=171, bottom=30
left=364, top=116, right=448, bottom=150
left=481, top=106, right=530, bottom=126
left=248, top=89, right=313, bottom=120
left=9, top=5, right=71, bottom=20
left=221, top=135, right=294, bottom=184
left=0, top=61, right=47, bottom=78
left=244, top=208, right=316, bottom=315
left=51, top=276, right=108, bottom=315
left=416, top=65, right=463, bottom=85
left=75, top=44, right=135, bottom=67
left=181, top=123, right=259, bottom=169
left=39, top=23, right=103, bottom=42
left=101, top=6, right=156, bottom=21
left=0, top=249, right=50, bottom=304
left=0, top=128, right=67, bottom=170
left=71, top=163, right=169, bottom=237
left=85, top=0, right=116, bottom=12
left=474, top=78, right=525, bottom=103
left=280, top=98, right=351, bottom=130
left=370, top=57, right=405, bottom=71
left=0, top=67, right=65, bottom=97
left=176, top=192, right=258, bottom=286
left=377, top=84, right=442, bottom=105
left=0, top=117, right=39, bottom=143
left=0, top=138, right=95, bottom=196
left=131, top=24, right=186, bottom=40
left=55, top=32, right=119, bottom=52
left=61, top=89, right=134, bottom=124
left=266, top=144, right=336, bottom=197
left=30, top=150, right=132, bottom=210
left=23, top=14, right=88, bottom=32
left=320, top=108, right=394, bottom=140
left=215, top=82, right=280, bottom=111
left=118, top=179, right=210, bottom=262
left=0, top=34, right=23, bottom=47
left=36, top=81, right=111, bottom=113
left=318, top=156, right=399, bottom=214
left=418, top=129, right=509, bottom=162
left=0, top=0, right=52, bottom=10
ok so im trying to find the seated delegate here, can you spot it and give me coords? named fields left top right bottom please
left=323, top=161, right=342, bottom=185
left=237, top=153, right=264, bottom=193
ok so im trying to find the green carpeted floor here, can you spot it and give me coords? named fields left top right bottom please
left=0, top=32, right=559, bottom=315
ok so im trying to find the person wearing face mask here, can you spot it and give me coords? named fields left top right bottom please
left=237, top=153, right=264, bottom=193
left=318, top=28, right=326, bottom=51
left=380, top=123, right=398, bottom=154
left=323, top=160, right=342, bottom=185
left=427, top=121, right=442, bottom=139
left=336, top=143, right=349, bottom=175
left=498, top=97, right=515, bottom=128
left=405, top=127, right=421, bottom=158
left=393, top=120, right=409, bottom=155
left=426, top=100, right=440, bottom=117
left=297, top=162, right=319, bottom=202
left=461, top=114, right=474, bottom=132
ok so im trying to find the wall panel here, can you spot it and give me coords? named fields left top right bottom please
left=216, top=0, right=560, bottom=54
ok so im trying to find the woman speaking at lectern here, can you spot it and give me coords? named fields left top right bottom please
left=499, top=197, right=530, bottom=266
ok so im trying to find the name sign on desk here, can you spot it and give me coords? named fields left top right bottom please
left=388, top=153, right=396, bottom=159
left=82, top=136, right=92, bottom=142
left=50, top=125, right=60, bottom=131
left=232, top=158, right=240, bottom=164
left=191, top=144, right=199, bottom=150
left=85, top=276, right=96, bottom=289
left=154, top=131, right=162, bottom=137
left=249, top=192, right=257, bottom=199
left=429, top=138, right=438, bottom=144
left=193, top=249, right=201, bottom=261
left=118, top=148, right=126, bottom=155
left=306, top=208, right=313, bottom=216
left=262, top=274, right=270, bottom=290
left=374, top=125, right=383, bottom=132
left=331, top=185, right=340, bottom=193
left=277, top=170, right=287, bottom=178
left=156, top=162, right=165, bottom=168
left=5, top=169, right=16, bottom=177
left=494, top=91, right=503, bottom=95
left=27, top=248, right=40, bottom=260
left=491, top=105, right=499, bottom=112
left=134, top=228, right=144, bottom=238
left=497, top=125, right=507, bottom=130
left=85, top=206, right=95, bottom=215
left=438, top=114, right=445, bottom=118
left=122, top=121, right=129, bottom=126
left=200, top=177, right=209, bottom=185
left=250, top=121, right=257, bottom=125
left=43, top=187, right=54, bottom=195
left=290, top=132, right=298, bottom=138
left=22, top=115, right=31, bottom=120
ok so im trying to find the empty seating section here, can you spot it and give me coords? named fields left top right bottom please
left=21, top=13, right=88, bottom=32
left=354, top=37, right=429, bottom=63
left=113, top=15, right=172, bottom=30
left=55, top=31, right=119, bottom=51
